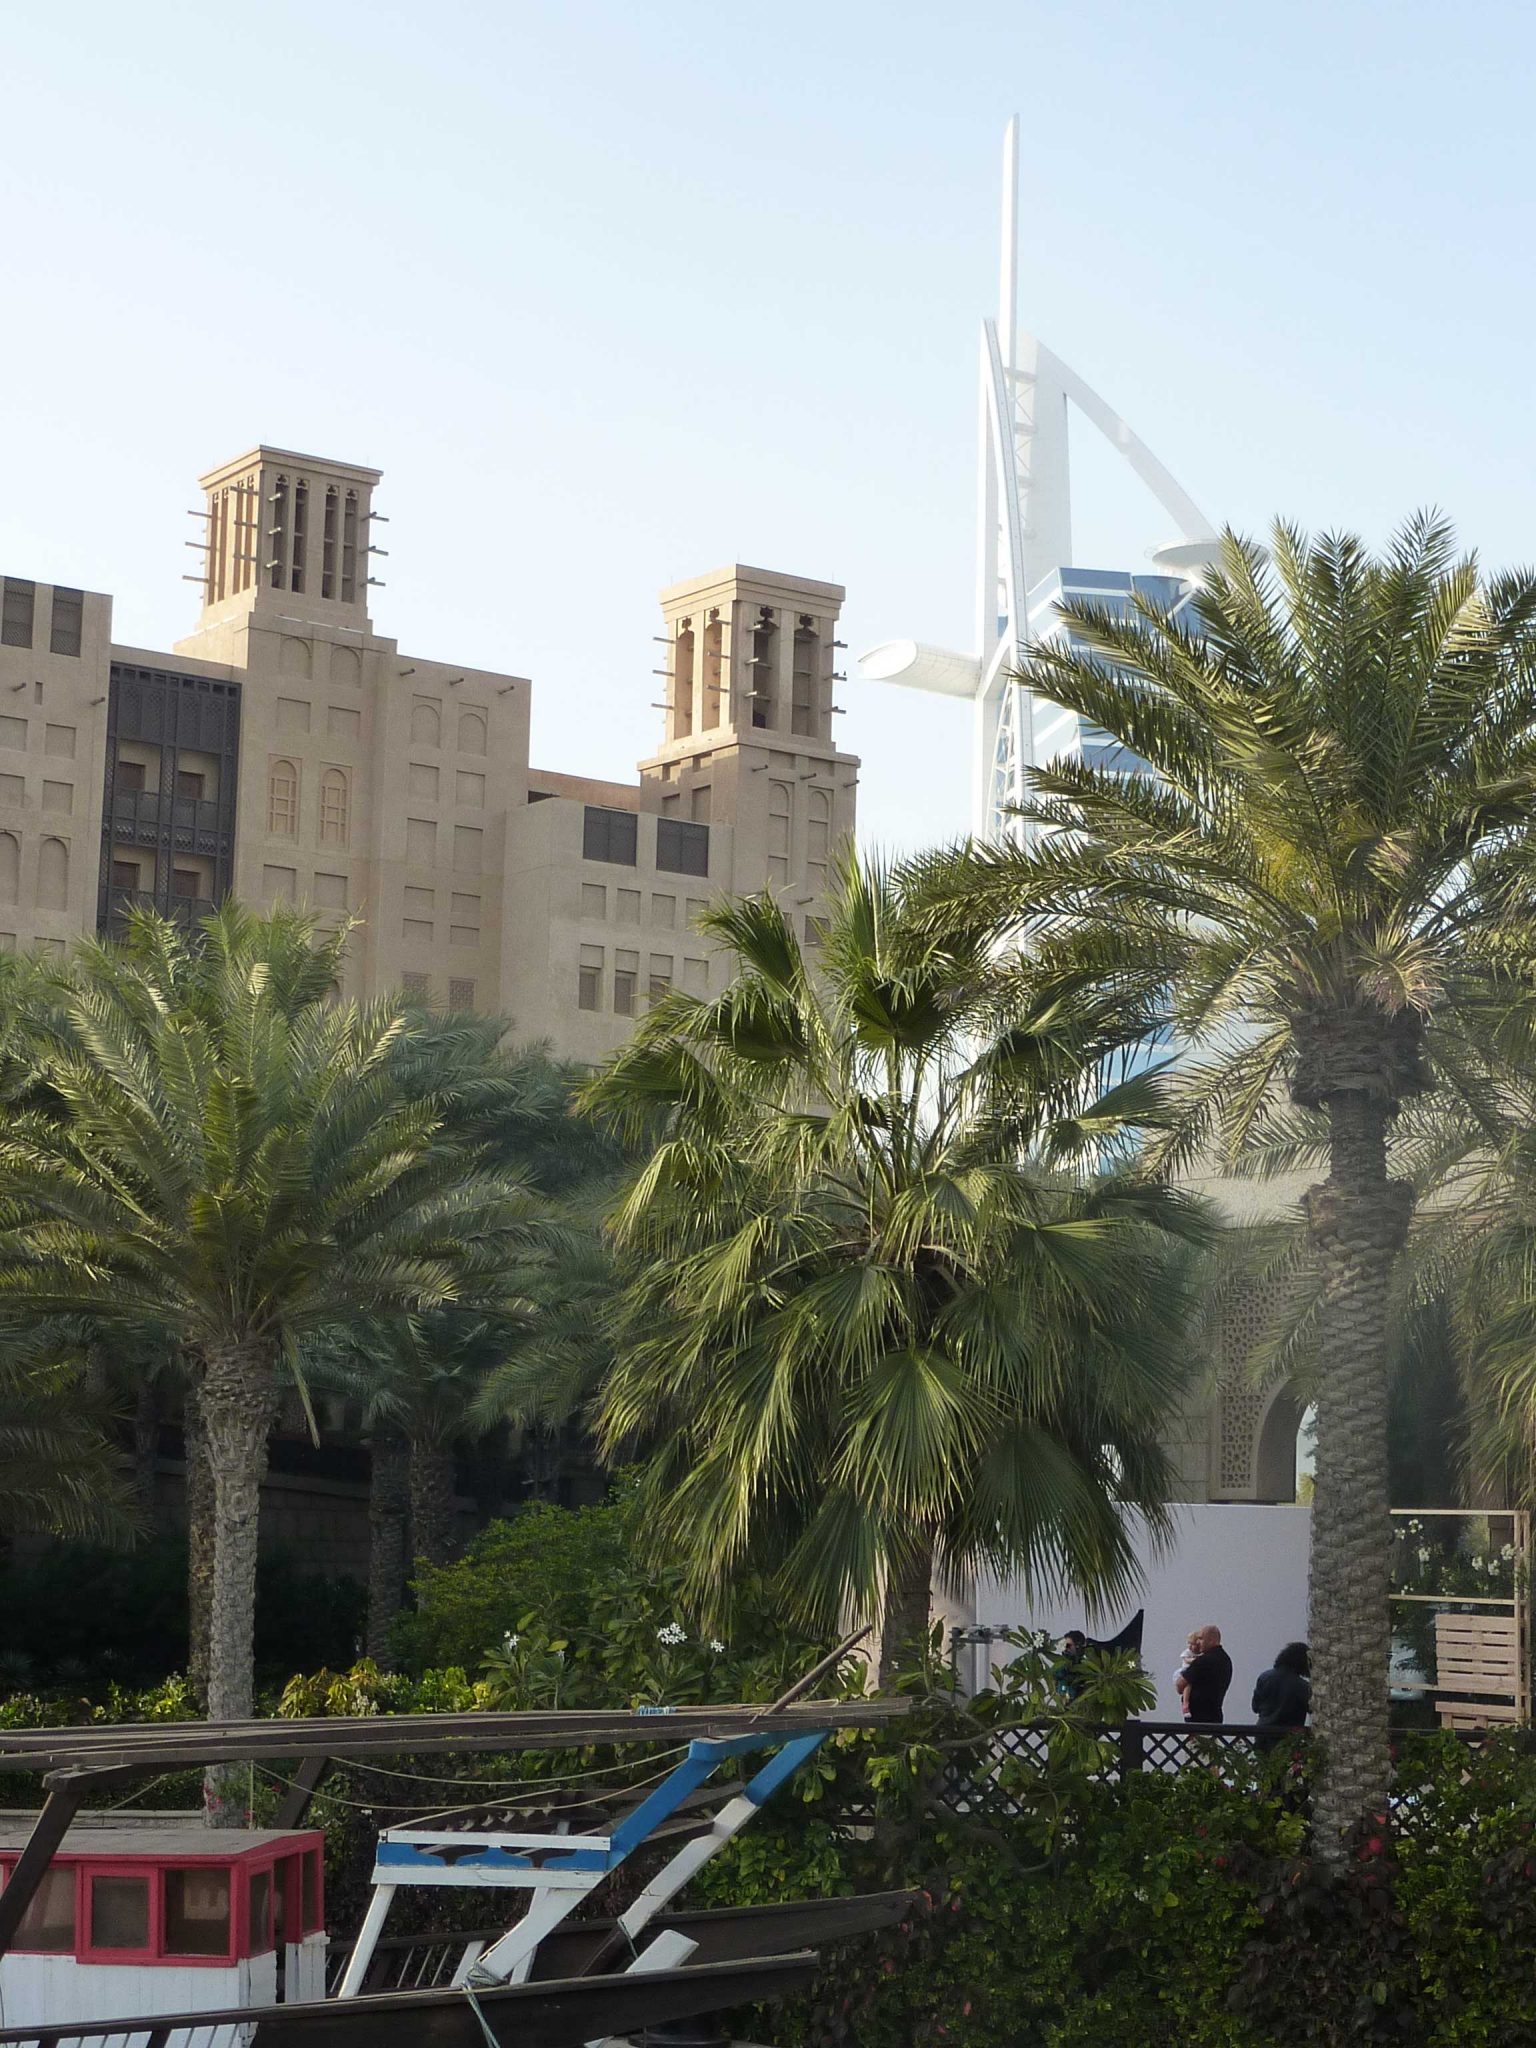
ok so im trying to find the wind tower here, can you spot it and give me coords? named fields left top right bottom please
left=858, top=117, right=1220, bottom=842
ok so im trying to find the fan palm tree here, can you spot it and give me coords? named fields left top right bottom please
left=0, top=904, right=533, bottom=1812
left=582, top=852, right=1213, bottom=1685
left=907, top=516, right=1536, bottom=1853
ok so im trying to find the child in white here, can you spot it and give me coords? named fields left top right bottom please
left=1174, top=1630, right=1201, bottom=1719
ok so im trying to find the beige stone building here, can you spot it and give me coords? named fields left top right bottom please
left=0, top=446, right=857, bottom=1057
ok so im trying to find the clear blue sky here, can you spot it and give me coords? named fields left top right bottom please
left=3, top=0, right=1534, bottom=852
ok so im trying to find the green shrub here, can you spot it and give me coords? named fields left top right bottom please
left=391, top=1480, right=829, bottom=1706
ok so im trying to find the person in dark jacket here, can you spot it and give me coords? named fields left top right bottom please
left=1175, top=1624, right=1233, bottom=1724
left=1252, top=1641, right=1310, bottom=1749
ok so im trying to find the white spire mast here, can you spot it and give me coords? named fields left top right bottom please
left=998, top=114, right=1018, bottom=377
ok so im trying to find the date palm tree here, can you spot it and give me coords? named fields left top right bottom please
left=907, top=516, right=1536, bottom=1853
left=582, top=853, right=1212, bottom=1685
left=0, top=905, right=532, bottom=1814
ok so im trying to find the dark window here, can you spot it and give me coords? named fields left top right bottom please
left=175, top=769, right=206, bottom=800
left=14, top=1865, right=76, bottom=1950
left=583, top=806, right=638, bottom=866
left=656, top=817, right=709, bottom=877
left=116, top=760, right=146, bottom=794
left=49, top=587, right=84, bottom=657
left=448, top=977, right=476, bottom=1010
left=1, top=580, right=34, bottom=649
left=249, top=1868, right=272, bottom=1952
left=111, top=859, right=140, bottom=890
left=577, top=964, right=601, bottom=1012
left=165, top=1867, right=230, bottom=1957
left=613, top=968, right=637, bottom=1016
left=90, top=1874, right=149, bottom=1951
left=171, top=867, right=199, bottom=898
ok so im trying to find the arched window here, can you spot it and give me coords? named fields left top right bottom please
left=807, top=785, right=830, bottom=859
left=319, top=768, right=350, bottom=847
left=331, top=646, right=361, bottom=687
left=267, top=759, right=299, bottom=838
left=411, top=700, right=440, bottom=746
left=768, top=780, right=791, bottom=887
left=457, top=709, right=487, bottom=756
left=0, top=832, right=17, bottom=903
left=37, top=836, right=67, bottom=910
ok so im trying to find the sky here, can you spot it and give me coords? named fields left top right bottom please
left=4, top=0, right=1536, bottom=854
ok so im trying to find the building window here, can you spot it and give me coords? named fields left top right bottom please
left=581, top=882, right=606, bottom=918
left=402, top=972, right=431, bottom=1002
left=0, top=580, right=33, bottom=650
left=117, top=759, right=147, bottom=794
left=90, top=1874, right=150, bottom=1953
left=49, top=588, right=84, bottom=657
left=682, top=956, right=708, bottom=995
left=164, top=1867, right=230, bottom=1958
left=321, top=485, right=338, bottom=599
left=176, top=768, right=206, bottom=801
left=448, top=977, right=476, bottom=1010
left=172, top=867, right=199, bottom=899
left=583, top=805, right=638, bottom=866
left=267, top=759, right=299, bottom=838
left=14, top=1865, right=75, bottom=1951
left=616, top=887, right=640, bottom=924
left=313, top=871, right=348, bottom=910
left=111, top=858, right=140, bottom=890
left=613, top=967, right=637, bottom=1016
left=457, top=709, right=487, bottom=755
left=750, top=608, right=777, bottom=728
left=702, top=613, right=723, bottom=729
left=807, top=785, right=830, bottom=860
left=290, top=478, right=308, bottom=593
left=578, top=946, right=603, bottom=1012
left=805, top=914, right=829, bottom=948
left=651, top=892, right=675, bottom=926
left=791, top=621, right=818, bottom=736
left=690, top=784, right=711, bottom=824
left=263, top=865, right=297, bottom=902
left=269, top=476, right=289, bottom=590
left=411, top=700, right=441, bottom=746
left=656, top=817, right=709, bottom=877
left=37, top=835, right=68, bottom=910
left=672, top=623, right=694, bottom=740
left=342, top=490, right=359, bottom=604
left=319, top=767, right=350, bottom=847
left=648, top=953, right=673, bottom=1002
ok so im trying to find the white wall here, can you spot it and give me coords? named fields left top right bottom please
left=964, top=1503, right=1312, bottom=1720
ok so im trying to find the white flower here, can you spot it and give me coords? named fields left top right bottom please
left=1417, top=1547, right=1432, bottom=1565
left=1394, top=1527, right=1408, bottom=1542
left=708, top=1638, right=726, bottom=1654
left=656, top=1622, right=688, bottom=1647
left=504, top=1632, right=520, bottom=1649
left=1502, top=1544, right=1516, bottom=1562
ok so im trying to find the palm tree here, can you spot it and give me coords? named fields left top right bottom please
left=0, top=1319, right=139, bottom=1542
left=0, top=904, right=531, bottom=1813
left=581, top=853, right=1212, bottom=1685
left=907, top=517, right=1536, bottom=1853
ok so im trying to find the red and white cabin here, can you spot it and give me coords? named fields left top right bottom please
left=0, top=1820, right=325, bottom=2037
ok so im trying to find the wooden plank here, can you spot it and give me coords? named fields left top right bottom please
left=275, top=1753, right=331, bottom=1829
left=529, top=1888, right=918, bottom=1980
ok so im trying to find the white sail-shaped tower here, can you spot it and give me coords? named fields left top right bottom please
left=859, top=117, right=1220, bottom=843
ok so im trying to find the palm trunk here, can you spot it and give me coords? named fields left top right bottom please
left=183, top=1383, right=216, bottom=1704
left=366, top=1430, right=411, bottom=1665
left=878, top=1535, right=936, bottom=1691
left=199, top=1342, right=281, bottom=1826
left=409, top=1437, right=458, bottom=1569
left=1304, top=1091, right=1413, bottom=1864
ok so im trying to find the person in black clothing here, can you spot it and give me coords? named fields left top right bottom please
left=1252, top=1641, right=1310, bottom=1750
left=1054, top=1629, right=1088, bottom=1700
left=1176, top=1624, right=1233, bottom=1724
